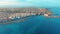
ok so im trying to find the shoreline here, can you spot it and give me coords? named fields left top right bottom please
left=45, top=16, right=60, bottom=18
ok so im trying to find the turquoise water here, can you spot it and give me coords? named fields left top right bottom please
left=0, top=8, right=60, bottom=34
left=0, top=16, right=60, bottom=34
left=47, top=8, right=60, bottom=16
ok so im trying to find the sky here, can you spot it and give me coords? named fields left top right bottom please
left=0, top=0, right=60, bottom=8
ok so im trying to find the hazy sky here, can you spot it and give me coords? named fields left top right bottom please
left=0, top=0, right=59, bottom=8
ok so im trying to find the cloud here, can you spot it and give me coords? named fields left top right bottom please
left=0, top=0, right=37, bottom=7
left=0, top=0, right=18, bottom=5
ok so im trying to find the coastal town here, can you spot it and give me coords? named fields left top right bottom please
left=0, top=8, right=51, bottom=19
left=0, top=8, right=59, bottom=24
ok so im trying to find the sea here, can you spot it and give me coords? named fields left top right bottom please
left=0, top=8, right=60, bottom=34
